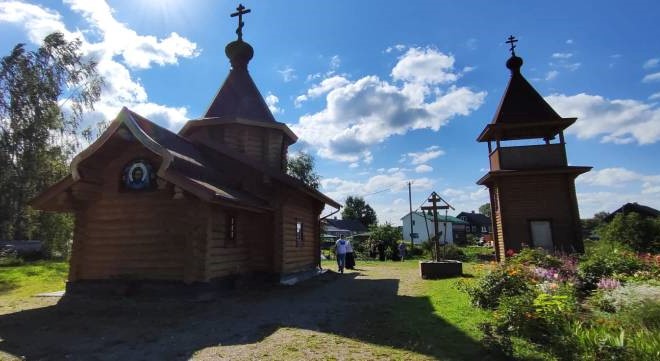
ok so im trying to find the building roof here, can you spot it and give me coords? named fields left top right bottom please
left=31, top=108, right=340, bottom=211
left=400, top=211, right=469, bottom=225
left=326, top=219, right=369, bottom=233
left=456, top=212, right=491, bottom=226
left=603, top=202, right=660, bottom=222
left=477, top=53, right=575, bottom=142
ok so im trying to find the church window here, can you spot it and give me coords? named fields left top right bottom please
left=226, top=214, right=236, bottom=246
left=296, top=220, right=303, bottom=247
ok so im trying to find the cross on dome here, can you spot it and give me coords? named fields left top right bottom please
left=230, top=4, right=251, bottom=41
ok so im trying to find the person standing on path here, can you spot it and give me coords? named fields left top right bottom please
left=398, top=242, right=407, bottom=261
left=335, top=236, right=348, bottom=274
left=345, top=238, right=355, bottom=270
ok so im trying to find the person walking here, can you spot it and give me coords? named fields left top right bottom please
left=335, top=236, right=348, bottom=274
left=345, top=238, right=355, bottom=270
left=398, top=242, right=407, bottom=261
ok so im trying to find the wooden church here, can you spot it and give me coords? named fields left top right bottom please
left=31, top=5, right=340, bottom=291
left=476, top=37, right=591, bottom=261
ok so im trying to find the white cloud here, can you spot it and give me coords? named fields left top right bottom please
left=330, top=55, right=341, bottom=70
left=278, top=66, right=297, bottom=82
left=642, top=72, right=660, bottom=83
left=348, top=162, right=359, bottom=168
left=566, top=39, right=574, bottom=45
left=320, top=171, right=434, bottom=206
left=0, top=0, right=196, bottom=130
left=415, top=164, right=433, bottom=173
left=291, top=47, right=485, bottom=163
left=404, top=145, right=445, bottom=165
left=294, top=76, right=350, bottom=107
left=546, top=93, right=660, bottom=145
left=649, top=92, right=660, bottom=100
left=552, top=52, right=573, bottom=59
left=385, top=44, right=406, bottom=53
left=265, top=92, right=281, bottom=114
left=643, top=58, right=659, bottom=69
left=64, top=0, right=198, bottom=69
left=545, top=70, right=559, bottom=81
left=577, top=168, right=643, bottom=187
left=391, top=47, right=458, bottom=84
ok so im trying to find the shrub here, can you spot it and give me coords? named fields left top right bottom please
left=577, top=249, right=645, bottom=290
left=599, top=213, right=660, bottom=253
left=508, top=248, right=563, bottom=269
left=460, top=264, right=530, bottom=309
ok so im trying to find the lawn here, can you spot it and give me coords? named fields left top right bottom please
left=0, top=260, right=68, bottom=311
left=0, top=258, right=507, bottom=360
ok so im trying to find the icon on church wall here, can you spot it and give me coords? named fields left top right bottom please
left=122, top=160, right=155, bottom=190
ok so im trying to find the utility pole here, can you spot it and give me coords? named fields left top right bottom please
left=408, top=181, right=414, bottom=249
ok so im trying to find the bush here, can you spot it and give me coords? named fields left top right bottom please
left=599, top=213, right=660, bottom=253
left=460, top=264, right=530, bottom=309
left=578, top=249, right=645, bottom=290
left=508, top=248, right=563, bottom=269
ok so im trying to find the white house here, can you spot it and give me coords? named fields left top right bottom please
left=400, top=211, right=468, bottom=244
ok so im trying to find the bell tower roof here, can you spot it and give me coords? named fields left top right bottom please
left=477, top=36, right=575, bottom=142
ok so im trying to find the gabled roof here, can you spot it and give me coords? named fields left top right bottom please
left=603, top=202, right=660, bottom=222
left=326, top=219, right=368, bottom=233
left=456, top=212, right=491, bottom=226
left=400, top=211, right=469, bottom=225
left=31, top=107, right=339, bottom=211
left=477, top=55, right=575, bottom=142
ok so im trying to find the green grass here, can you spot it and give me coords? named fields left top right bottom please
left=0, top=260, right=68, bottom=302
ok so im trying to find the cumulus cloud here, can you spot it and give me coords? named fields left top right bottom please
left=403, top=145, right=445, bottom=165
left=385, top=44, right=407, bottom=53
left=415, top=164, right=433, bottom=173
left=391, top=47, right=458, bottom=84
left=546, top=93, right=660, bottom=145
left=643, top=58, right=659, bottom=69
left=0, top=0, right=197, bottom=130
left=265, top=92, right=281, bottom=114
left=294, top=76, right=351, bottom=107
left=291, top=47, right=485, bottom=163
left=642, top=72, right=660, bottom=83
left=64, top=0, right=198, bottom=69
left=649, top=92, right=660, bottom=100
left=566, top=39, right=574, bottom=45
left=575, top=167, right=660, bottom=217
left=320, top=171, right=434, bottom=205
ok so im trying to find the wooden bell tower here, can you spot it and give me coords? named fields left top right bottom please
left=476, top=36, right=591, bottom=261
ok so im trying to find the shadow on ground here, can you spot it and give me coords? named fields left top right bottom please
left=0, top=271, right=503, bottom=360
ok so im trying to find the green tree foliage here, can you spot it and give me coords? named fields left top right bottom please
left=341, top=195, right=377, bottom=227
left=598, top=212, right=660, bottom=253
left=479, top=203, right=491, bottom=217
left=0, top=33, right=102, bottom=255
left=582, top=211, right=610, bottom=236
left=368, top=222, right=402, bottom=260
left=286, top=151, right=320, bottom=190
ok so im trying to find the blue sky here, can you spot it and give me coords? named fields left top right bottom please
left=1, top=0, right=660, bottom=224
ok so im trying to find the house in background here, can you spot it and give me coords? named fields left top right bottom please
left=603, top=203, right=660, bottom=222
left=401, top=211, right=468, bottom=245
left=457, top=211, right=492, bottom=236
left=31, top=8, right=340, bottom=292
left=324, top=218, right=368, bottom=238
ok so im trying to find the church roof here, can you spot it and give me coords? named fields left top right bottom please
left=31, top=107, right=339, bottom=211
left=477, top=51, right=576, bottom=142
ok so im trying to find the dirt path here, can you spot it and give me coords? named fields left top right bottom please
left=0, top=262, right=492, bottom=360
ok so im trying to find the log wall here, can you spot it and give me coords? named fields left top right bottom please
left=279, top=193, right=322, bottom=274
left=70, top=144, right=207, bottom=283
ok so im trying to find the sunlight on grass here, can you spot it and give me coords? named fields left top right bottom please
left=0, top=260, right=68, bottom=304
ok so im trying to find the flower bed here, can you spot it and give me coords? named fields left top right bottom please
left=456, top=247, right=660, bottom=360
